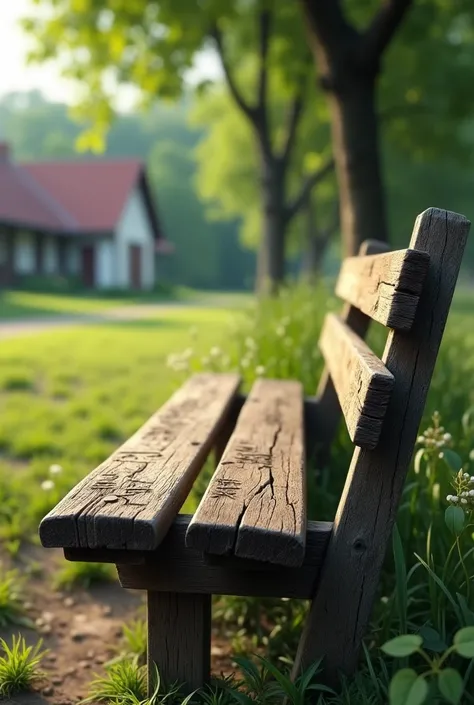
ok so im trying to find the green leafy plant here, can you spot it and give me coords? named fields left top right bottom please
left=81, top=661, right=195, bottom=705
left=0, top=634, right=46, bottom=697
left=0, top=565, right=32, bottom=628
left=54, top=560, right=116, bottom=590
left=382, top=627, right=474, bottom=705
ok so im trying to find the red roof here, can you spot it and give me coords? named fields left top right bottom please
left=0, top=147, right=164, bottom=241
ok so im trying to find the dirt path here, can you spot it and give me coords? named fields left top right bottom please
left=0, top=303, right=186, bottom=340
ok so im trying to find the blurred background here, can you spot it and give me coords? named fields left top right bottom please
left=2, top=0, right=474, bottom=298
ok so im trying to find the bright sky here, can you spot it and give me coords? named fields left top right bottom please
left=0, top=1, right=71, bottom=101
left=0, top=1, right=220, bottom=105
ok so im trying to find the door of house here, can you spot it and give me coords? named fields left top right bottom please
left=81, top=246, right=95, bottom=288
left=129, top=245, right=142, bottom=289
left=0, top=231, right=14, bottom=288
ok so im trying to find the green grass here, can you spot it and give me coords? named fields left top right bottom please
left=0, top=635, right=46, bottom=697
left=0, top=305, right=238, bottom=546
left=0, top=289, right=251, bottom=321
left=0, top=290, right=143, bottom=319
left=0, top=566, right=31, bottom=628
left=54, top=561, right=117, bottom=590
left=1, top=285, right=474, bottom=703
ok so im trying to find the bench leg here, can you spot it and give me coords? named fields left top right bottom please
left=147, top=591, right=211, bottom=695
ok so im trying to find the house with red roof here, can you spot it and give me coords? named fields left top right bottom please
left=0, top=142, right=172, bottom=290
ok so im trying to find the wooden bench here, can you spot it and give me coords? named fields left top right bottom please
left=39, top=208, right=470, bottom=690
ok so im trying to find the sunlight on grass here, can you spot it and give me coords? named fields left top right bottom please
left=0, top=307, right=235, bottom=545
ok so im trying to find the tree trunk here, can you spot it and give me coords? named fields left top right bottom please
left=300, top=197, right=328, bottom=283
left=256, top=152, right=286, bottom=294
left=328, top=78, right=387, bottom=256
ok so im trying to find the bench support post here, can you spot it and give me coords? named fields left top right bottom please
left=147, top=591, right=211, bottom=695
left=295, top=209, right=470, bottom=686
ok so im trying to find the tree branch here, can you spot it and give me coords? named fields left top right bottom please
left=361, top=0, right=414, bottom=67
left=285, top=158, right=335, bottom=224
left=299, top=0, right=355, bottom=56
left=280, top=93, right=305, bottom=167
left=210, top=24, right=256, bottom=121
left=257, top=7, right=272, bottom=111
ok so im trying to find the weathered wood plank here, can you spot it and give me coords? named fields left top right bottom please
left=116, top=515, right=333, bottom=599
left=311, top=240, right=390, bottom=463
left=295, top=208, right=470, bottom=685
left=336, top=247, right=430, bottom=330
left=319, top=313, right=394, bottom=449
left=39, top=373, right=241, bottom=550
left=186, top=379, right=305, bottom=567
left=147, top=591, right=211, bottom=694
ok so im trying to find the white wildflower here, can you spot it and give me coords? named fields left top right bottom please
left=446, top=495, right=453, bottom=502
left=464, top=472, right=470, bottom=480
left=41, top=480, right=55, bottom=491
left=470, top=490, right=474, bottom=497
left=443, top=433, right=452, bottom=442
left=461, top=498, right=468, bottom=504
left=417, top=436, right=425, bottom=444
left=451, top=496, right=459, bottom=503
left=49, top=464, right=62, bottom=475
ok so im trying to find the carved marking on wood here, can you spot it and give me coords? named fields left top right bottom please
left=187, top=379, right=306, bottom=567
left=39, top=374, right=241, bottom=550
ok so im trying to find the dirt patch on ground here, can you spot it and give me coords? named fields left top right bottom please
left=1, top=546, right=234, bottom=705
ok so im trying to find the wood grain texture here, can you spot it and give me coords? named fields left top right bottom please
left=312, top=240, right=390, bottom=463
left=39, top=373, right=241, bottom=550
left=295, top=208, right=470, bottom=685
left=319, top=313, right=394, bottom=449
left=186, top=379, right=306, bottom=567
left=147, top=591, right=211, bottom=693
left=336, top=247, right=430, bottom=330
left=117, top=515, right=333, bottom=599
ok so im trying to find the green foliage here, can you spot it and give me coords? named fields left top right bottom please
left=82, top=661, right=195, bottom=705
left=0, top=566, right=32, bottom=629
left=0, top=635, right=46, bottom=698
left=54, top=561, right=116, bottom=590
left=81, top=659, right=147, bottom=704
left=382, top=626, right=474, bottom=705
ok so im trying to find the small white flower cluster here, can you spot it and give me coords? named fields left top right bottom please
left=447, top=472, right=474, bottom=506
left=417, top=412, right=452, bottom=451
left=41, top=464, right=63, bottom=492
left=166, top=348, right=194, bottom=373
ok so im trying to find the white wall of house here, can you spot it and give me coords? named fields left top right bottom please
left=14, top=232, right=35, bottom=273
left=115, top=186, right=155, bottom=289
left=44, top=235, right=58, bottom=274
left=96, top=239, right=115, bottom=289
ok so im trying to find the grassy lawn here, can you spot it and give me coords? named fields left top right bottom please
left=1, top=286, right=474, bottom=703
left=0, top=289, right=252, bottom=321
left=0, top=305, right=240, bottom=548
left=0, top=290, right=173, bottom=320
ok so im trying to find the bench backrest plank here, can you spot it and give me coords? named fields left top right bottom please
left=295, top=208, right=470, bottom=684
left=319, top=313, right=394, bottom=449
left=186, top=379, right=305, bottom=567
left=336, top=248, right=430, bottom=330
left=39, top=373, right=241, bottom=550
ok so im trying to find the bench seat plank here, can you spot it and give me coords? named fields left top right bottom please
left=39, top=373, right=241, bottom=550
left=186, top=379, right=305, bottom=567
left=336, top=248, right=430, bottom=330
left=319, top=313, right=394, bottom=449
